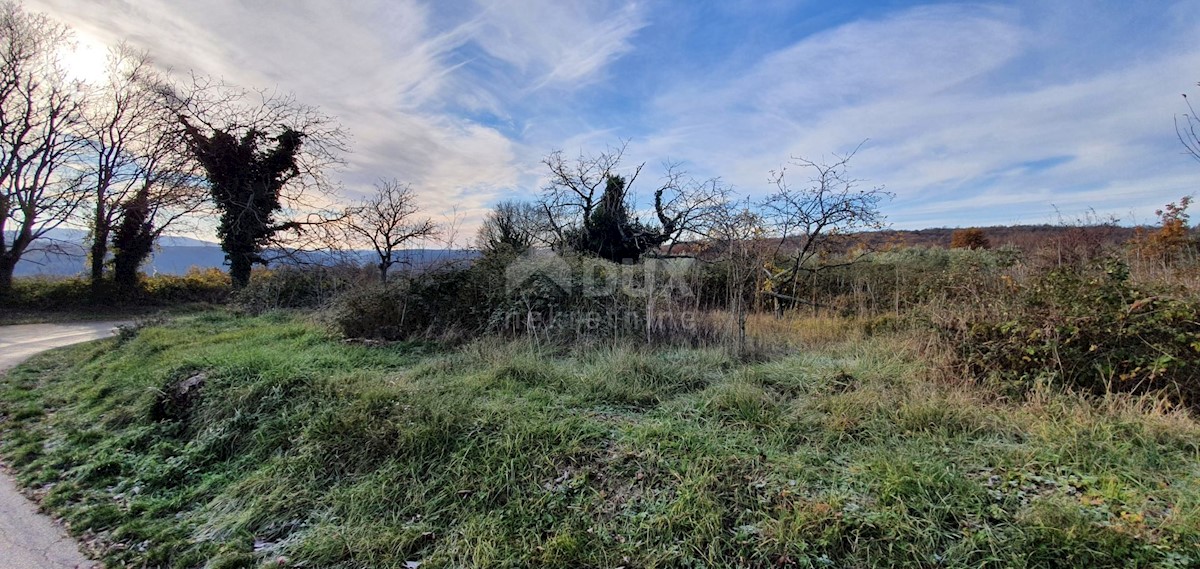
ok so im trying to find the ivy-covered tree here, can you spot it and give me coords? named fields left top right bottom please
left=80, top=46, right=205, bottom=296
left=540, top=142, right=726, bottom=263
left=82, top=45, right=204, bottom=296
left=170, top=79, right=345, bottom=288
left=180, top=123, right=304, bottom=288
left=110, top=190, right=153, bottom=293
left=564, top=174, right=662, bottom=262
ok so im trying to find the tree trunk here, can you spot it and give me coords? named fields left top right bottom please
left=113, top=252, right=141, bottom=295
left=89, top=197, right=107, bottom=284
left=229, top=254, right=253, bottom=289
left=89, top=227, right=109, bottom=298
left=112, top=238, right=152, bottom=296
left=89, top=233, right=107, bottom=280
left=0, top=255, right=16, bottom=299
left=378, top=262, right=389, bottom=284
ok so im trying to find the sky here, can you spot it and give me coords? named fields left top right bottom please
left=27, top=0, right=1200, bottom=237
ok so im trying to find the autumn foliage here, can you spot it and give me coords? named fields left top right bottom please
left=1134, top=196, right=1196, bottom=267
left=949, top=227, right=991, bottom=250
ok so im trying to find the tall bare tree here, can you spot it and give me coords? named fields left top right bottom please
left=704, top=196, right=769, bottom=355
left=760, top=145, right=891, bottom=310
left=654, top=161, right=730, bottom=254
left=345, top=178, right=438, bottom=283
left=0, top=1, right=87, bottom=296
left=83, top=44, right=204, bottom=294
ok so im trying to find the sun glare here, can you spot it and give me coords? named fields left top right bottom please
left=59, top=32, right=109, bottom=84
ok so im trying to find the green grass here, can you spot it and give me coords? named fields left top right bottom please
left=0, top=303, right=215, bottom=326
left=1, top=311, right=1198, bottom=568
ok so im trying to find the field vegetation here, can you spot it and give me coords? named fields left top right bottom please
left=3, top=310, right=1199, bottom=568
left=2, top=200, right=1198, bottom=567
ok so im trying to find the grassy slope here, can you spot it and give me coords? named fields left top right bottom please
left=1, top=312, right=1198, bottom=568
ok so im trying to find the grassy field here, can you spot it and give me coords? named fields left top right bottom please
left=1, top=311, right=1198, bottom=568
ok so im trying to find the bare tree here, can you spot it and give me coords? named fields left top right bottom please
left=83, top=44, right=205, bottom=294
left=345, top=179, right=438, bottom=283
left=704, top=196, right=770, bottom=355
left=654, top=161, right=730, bottom=254
left=0, top=1, right=87, bottom=296
left=167, top=76, right=347, bottom=287
left=476, top=199, right=547, bottom=255
left=1178, top=87, right=1200, bottom=164
left=760, top=144, right=891, bottom=310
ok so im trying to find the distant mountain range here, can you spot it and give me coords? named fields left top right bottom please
left=12, top=223, right=1165, bottom=278
left=10, top=229, right=475, bottom=277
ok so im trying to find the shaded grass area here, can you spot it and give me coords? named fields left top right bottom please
left=0, top=303, right=215, bottom=326
left=1, top=312, right=1198, bottom=568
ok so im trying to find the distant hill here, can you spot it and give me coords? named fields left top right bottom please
left=9, top=228, right=223, bottom=277
left=10, top=229, right=475, bottom=277
left=669, top=223, right=1152, bottom=258
left=851, top=224, right=1142, bottom=251
left=10, top=223, right=1179, bottom=278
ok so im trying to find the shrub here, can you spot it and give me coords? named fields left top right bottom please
left=233, top=265, right=364, bottom=313
left=794, top=246, right=1020, bottom=315
left=1132, top=196, right=1197, bottom=268
left=950, top=227, right=990, bottom=250
left=8, top=276, right=93, bottom=309
left=330, top=266, right=488, bottom=341
left=945, top=258, right=1200, bottom=406
left=329, top=251, right=718, bottom=346
left=6, top=268, right=231, bottom=310
left=487, top=252, right=711, bottom=345
left=141, top=268, right=231, bottom=304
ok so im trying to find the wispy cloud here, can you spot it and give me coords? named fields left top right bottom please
left=22, top=0, right=1200, bottom=236
left=637, top=3, right=1200, bottom=228
left=463, top=0, right=644, bottom=91
left=26, top=0, right=644, bottom=236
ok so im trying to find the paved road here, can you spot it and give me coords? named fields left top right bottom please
left=0, top=321, right=127, bottom=569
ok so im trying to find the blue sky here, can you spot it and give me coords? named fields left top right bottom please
left=31, top=0, right=1200, bottom=235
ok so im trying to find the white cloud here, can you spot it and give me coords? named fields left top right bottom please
left=21, top=0, right=1199, bottom=237
left=467, top=0, right=645, bottom=90
left=640, top=3, right=1200, bottom=228
left=23, top=0, right=643, bottom=241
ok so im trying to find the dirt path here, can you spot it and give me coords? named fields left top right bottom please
left=0, top=321, right=128, bottom=569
